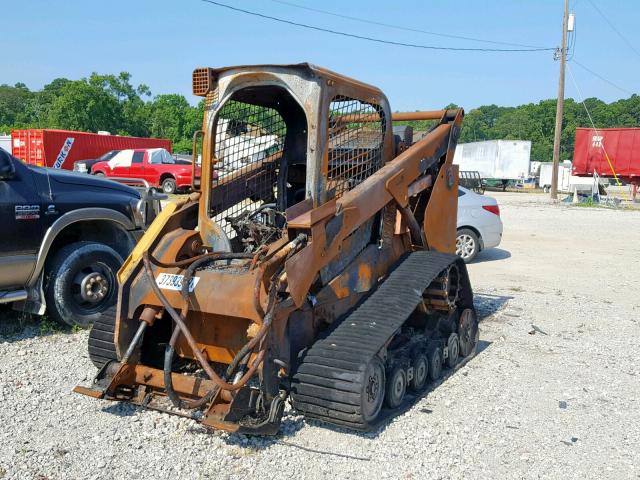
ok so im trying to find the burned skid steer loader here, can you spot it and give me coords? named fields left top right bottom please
left=75, top=64, right=479, bottom=435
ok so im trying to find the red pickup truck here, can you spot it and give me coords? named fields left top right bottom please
left=92, top=148, right=196, bottom=194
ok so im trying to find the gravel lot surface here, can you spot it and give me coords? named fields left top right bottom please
left=1, top=192, right=638, bottom=479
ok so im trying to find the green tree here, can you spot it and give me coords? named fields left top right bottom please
left=88, top=72, right=151, bottom=136
left=149, top=94, right=192, bottom=143
left=0, top=83, right=33, bottom=126
left=47, top=80, right=123, bottom=132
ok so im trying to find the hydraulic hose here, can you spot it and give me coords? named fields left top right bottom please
left=143, top=235, right=306, bottom=409
left=143, top=252, right=265, bottom=393
left=163, top=250, right=264, bottom=410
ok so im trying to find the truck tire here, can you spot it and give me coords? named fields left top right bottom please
left=45, top=241, right=123, bottom=327
left=88, top=305, right=118, bottom=368
left=93, top=172, right=105, bottom=177
left=161, top=177, right=177, bottom=194
left=455, top=228, right=480, bottom=263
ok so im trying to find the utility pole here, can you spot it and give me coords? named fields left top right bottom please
left=551, top=0, right=570, bottom=199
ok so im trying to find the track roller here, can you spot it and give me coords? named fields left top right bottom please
left=408, top=353, right=429, bottom=392
left=446, top=333, right=460, bottom=369
left=384, top=365, right=407, bottom=409
left=428, top=346, right=443, bottom=380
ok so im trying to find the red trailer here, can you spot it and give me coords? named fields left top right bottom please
left=572, top=127, right=640, bottom=184
left=10, top=129, right=172, bottom=170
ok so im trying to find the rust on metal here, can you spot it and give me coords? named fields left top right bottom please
left=76, top=63, right=468, bottom=436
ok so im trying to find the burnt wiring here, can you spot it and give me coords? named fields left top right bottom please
left=226, top=203, right=286, bottom=253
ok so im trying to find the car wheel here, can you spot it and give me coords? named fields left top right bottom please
left=45, top=241, right=123, bottom=327
left=456, top=228, right=479, bottom=263
left=94, top=172, right=105, bottom=177
left=161, top=177, right=177, bottom=194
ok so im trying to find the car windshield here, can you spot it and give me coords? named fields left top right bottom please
left=98, top=150, right=119, bottom=161
left=107, top=150, right=134, bottom=168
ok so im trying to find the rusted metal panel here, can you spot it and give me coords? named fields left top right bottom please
left=77, top=63, right=468, bottom=437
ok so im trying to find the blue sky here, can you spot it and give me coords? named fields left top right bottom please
left=4, top=0, right=638, bottom=111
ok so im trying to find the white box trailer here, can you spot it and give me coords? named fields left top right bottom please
left=539, top=161, right=572, bottom=193
left=539, top=161, right=605, bottom=194
left=0, top=135, right=11, bottom=154
left=453, top=139, right=531, bottom=180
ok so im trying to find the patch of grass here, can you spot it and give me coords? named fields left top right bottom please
left=71, top=324, right=86, bottom=333
left=38, top=317, right=70, bottom=335
left=570, top=197, right=605, bottom=209
left=0, top=306, right=37, bottom=337
left=0, top=305, right=72, bottom=338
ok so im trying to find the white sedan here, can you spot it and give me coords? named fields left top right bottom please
left=456, top=186, right=503, bottom=262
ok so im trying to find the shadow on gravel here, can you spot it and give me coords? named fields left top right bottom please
left=0, top=305, right=77, bottom=342
left=474, top=293, right=513, bottom=321
left=472, top=248, right=511, bottom=264
left=102, top=402, right=139, bottom=417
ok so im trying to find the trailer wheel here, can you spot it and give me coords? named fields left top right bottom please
left=543, top=185, right=550, bottom=193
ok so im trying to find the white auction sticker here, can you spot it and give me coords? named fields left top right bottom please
left=156, top=273, right=200, bottom=292
left=53, top=137, right=75, bottom=169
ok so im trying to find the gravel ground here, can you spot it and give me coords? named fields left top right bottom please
left=1, top=192, right=638, bottom=480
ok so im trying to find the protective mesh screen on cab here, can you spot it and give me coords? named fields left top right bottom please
left=327, top=96, right=385, bottom=199
left=210, top=100, right=286, bottom=238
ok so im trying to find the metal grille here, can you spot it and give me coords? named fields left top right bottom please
left=211, top=100, right=286, bottom=238
left=327, top=96, right=385, bottom=198
left=192, top=68, right=211, bottom=96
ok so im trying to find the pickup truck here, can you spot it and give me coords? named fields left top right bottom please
left=92, top=148, right=196, bottom=194
left=0, top=148, right=161, bottom=326
left=73, top=149, right=121, bottom=174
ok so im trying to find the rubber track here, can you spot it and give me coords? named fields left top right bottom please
left=291, top=251, right=458, bottom=429
left=88, top=306, right=118, bottom=368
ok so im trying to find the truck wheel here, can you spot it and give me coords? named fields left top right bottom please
left=93, top=172, right=105, bottom=177
left=88, top=305, right=118, bottom=368
left=161, top=177, right=177, bottom=194
left=455, top=228, right=479, bottom=263
left=45, top=241, right=123, bottom=327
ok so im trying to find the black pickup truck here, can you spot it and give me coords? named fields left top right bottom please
left=0, top=148, right=160, bottom=326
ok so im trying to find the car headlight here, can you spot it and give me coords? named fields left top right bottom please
left=75, top=163, right=87, bottom=173
left=130, top=198, right=146, bottom=228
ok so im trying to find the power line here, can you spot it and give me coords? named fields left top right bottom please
left=571, top=59, right=634, bottom=96
left=270, top=0, right=548, bottom=49
left=200, top=0, right=555, bottom=53
left=586, top=0, right=640, bottom=60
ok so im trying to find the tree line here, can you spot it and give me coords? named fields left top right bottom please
left=0, top=72, right=204, bottom=153
left=1, top=72, right=638, bottom=158
left=398, top=94, right=640, bottom=161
